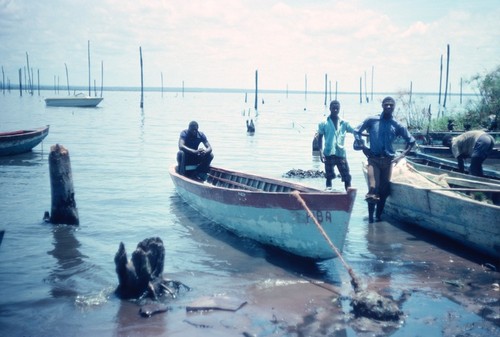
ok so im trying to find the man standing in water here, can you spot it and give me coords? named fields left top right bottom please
left=316, top=100, right=356, bottom=191
left=177, top=121, right=214, bottom=181
left=354, top=97, right=415, bottom=223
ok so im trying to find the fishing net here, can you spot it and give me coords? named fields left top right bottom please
left=391, top=159, right=450, bottom=188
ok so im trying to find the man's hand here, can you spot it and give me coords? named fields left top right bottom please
left=392, top=154, right=405, bottom=164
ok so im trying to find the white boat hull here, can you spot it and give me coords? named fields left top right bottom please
left=170, top=166, right=356, bottom=260
left=45, top=97, right=103, bottom=107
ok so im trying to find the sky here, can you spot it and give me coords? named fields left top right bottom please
left=1, top=0, right=499, bottom=93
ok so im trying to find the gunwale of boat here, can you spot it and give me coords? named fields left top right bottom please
left=205, top=166, right=320, bottom=194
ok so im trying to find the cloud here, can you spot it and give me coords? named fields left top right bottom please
left=0, top=0, right=499, bottom=93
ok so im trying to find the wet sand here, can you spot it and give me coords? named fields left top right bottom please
left=107, top=218, right=499, bottom=337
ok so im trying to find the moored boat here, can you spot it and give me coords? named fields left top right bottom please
left=362, top=159, right=500, bottom=257
left=45, top=94, right=103, bottom=107
left=407, top=151, right=500, bottom=180
left=416, top=144, right=500, bottom=159
left=0, top=125, right=50, bottom=156
left=169, top=165, right=357, bottom=260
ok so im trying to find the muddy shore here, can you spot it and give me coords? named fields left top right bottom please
left=111, top=219, right=498, bottom=337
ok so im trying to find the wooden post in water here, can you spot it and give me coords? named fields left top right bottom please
left=370, top=65, right=374, bottom=102
left=18, top=68, right=22, bottom=96
left=254, top=70, right=258, bottom=114
left=48, top=144, right=79, bottom=225
left=364, top=70, right=368, bottom=103
left=359, top=76, right=362, bottom=103
left=409, top=81, right=413, bottom=105
left=100, top=61, right=104, bottom=98
left=88, top=40, right=91, bottom=96
left=329, top=80, right=332, bottom=102
left=443, top=44, right=450, bottom=109
left=335, top=81, right=338, bottom=100
left=438, top=54, right=443, bottom=118
left=324, top=73, right=327, bottom=107
left=26, top=52, right=33, bottom=95
left=65, top=63, right=70, bottom=95
left=460, top=77, right=463, bottom=104
left=139, top=46, right=144, bottom=108
left=161, top=72, right=164, bottom=98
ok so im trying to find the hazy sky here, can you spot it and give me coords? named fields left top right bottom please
left=1, top=0, right=499, bottom=93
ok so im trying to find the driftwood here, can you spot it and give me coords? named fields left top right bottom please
left=114, top=237, right=190, bottom=300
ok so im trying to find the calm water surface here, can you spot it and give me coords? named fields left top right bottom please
left=0, top=91, right=497, bottom=336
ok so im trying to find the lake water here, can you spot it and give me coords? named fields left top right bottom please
left=0, top=90, right=497, bottom=337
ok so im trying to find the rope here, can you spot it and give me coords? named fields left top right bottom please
left=291, top=191, right=361, bottom=293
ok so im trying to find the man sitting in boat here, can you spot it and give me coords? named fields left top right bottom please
left=177, top=121, right=214, bottom=181
left=448, top=130, right=495, bottom=177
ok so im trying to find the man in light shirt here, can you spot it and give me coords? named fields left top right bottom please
left=450, top=130, right=495, bottom=177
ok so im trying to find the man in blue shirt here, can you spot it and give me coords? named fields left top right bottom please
left=177, top=121, right=214, bottom=181
left=317, top=100, right=355, bottom=191
left=354, top=97, right=415, bottom=223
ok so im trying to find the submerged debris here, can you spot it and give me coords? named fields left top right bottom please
left=350, top=290, right=404, bottom=321
left=283, top=169, right=325, bottom=179
left=139, top=304, right=172, bottom=318
left=442, top=279, right=465, bottom=288
left=482, top=263, right=496, bottom=272
left=114, top=237, right=190, bottom=301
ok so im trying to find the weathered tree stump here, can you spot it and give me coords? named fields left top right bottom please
left=114, top=237, right=190, bottom=301
left=48, top=144, right=79, bottom=225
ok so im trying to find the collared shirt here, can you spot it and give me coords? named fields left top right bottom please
left=317, top=117, right=355, bottom=158
left=355, top=114, right=415, bottom=157
left=179, top=129, right=208, bottom=150
left=451, top=130, right=486, bottom=158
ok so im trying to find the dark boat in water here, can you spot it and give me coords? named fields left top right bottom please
left=0, top=125, right=50, bottom=156
left=416, top=144, right=500, bottom=159
left=406, top=151, right=500, bottom=180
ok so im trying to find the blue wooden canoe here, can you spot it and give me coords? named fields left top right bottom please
left=169, top=165, right=356, bottom=260
left=0, top=125, right=50, bottom=156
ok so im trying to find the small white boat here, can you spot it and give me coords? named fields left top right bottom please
left=169, top=165, right=357, bottom=260
left=45, top=94, right=103, bottom=107
left=362, top=159, right=500, bottom=257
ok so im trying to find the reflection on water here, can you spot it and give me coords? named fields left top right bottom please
left=47, top=225, right=87, bottom=298
left=0, top=150, right=46, bottom=167
left=0, top=91, right=497, bottom=336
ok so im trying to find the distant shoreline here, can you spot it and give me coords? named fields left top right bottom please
left=0, top=85, right=477, bottom=97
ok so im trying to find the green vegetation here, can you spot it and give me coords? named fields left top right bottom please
left=465, top=65, right=500, bottom=129
left=395, top=65, right=499, bottom=133
left=394, top=93, right=431, bottom=132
